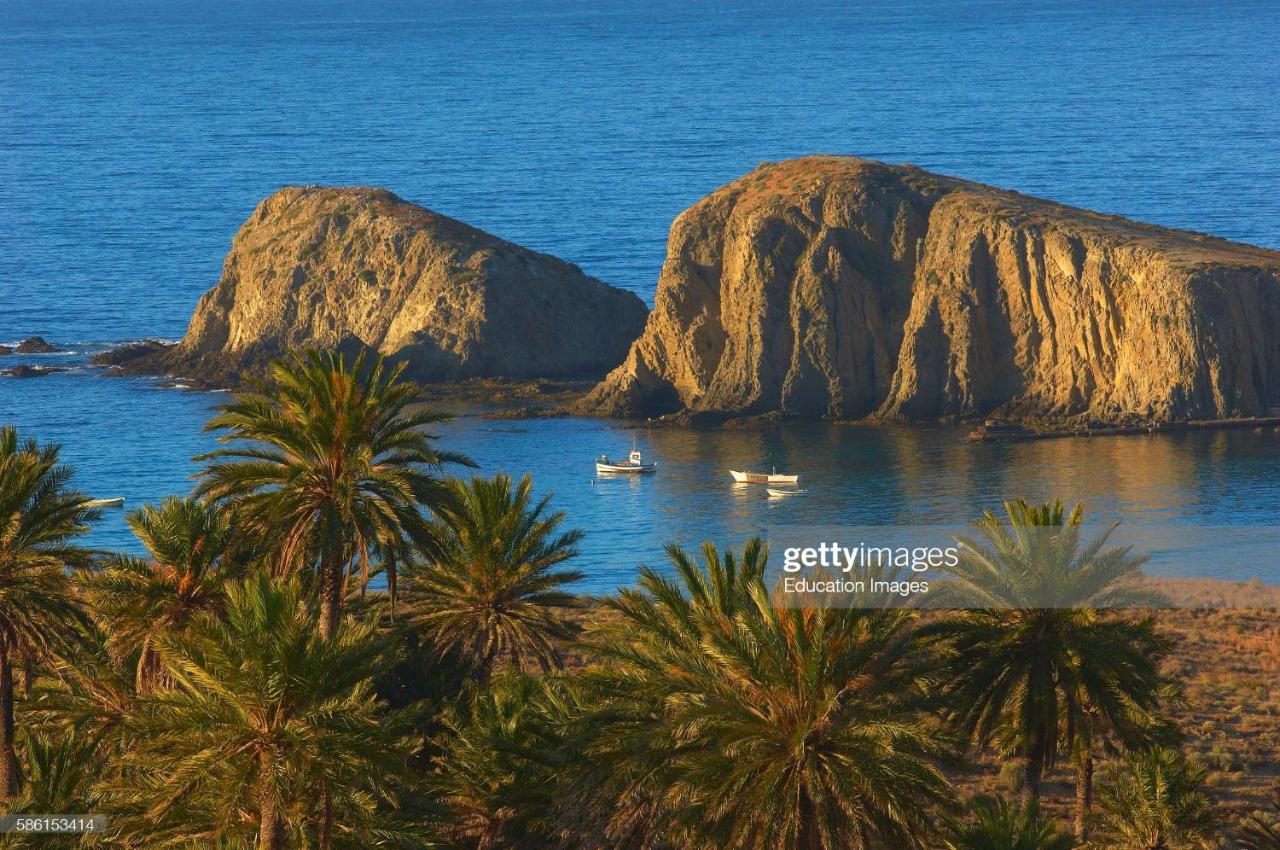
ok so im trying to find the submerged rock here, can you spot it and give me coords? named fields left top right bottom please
left=577, top=156, right=1280, bottom=425
left=126, top=187, right=647, bottom=386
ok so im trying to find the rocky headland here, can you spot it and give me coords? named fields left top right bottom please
left=110, top=187, right=648, bottom=389
left=575, top=157, right=1280, bottom=426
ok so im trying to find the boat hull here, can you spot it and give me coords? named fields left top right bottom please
left=766, top=487, right=806, bottom=497
left=730, top=470, right=799, bottom=484
left=596, top=462, right=656, bottom=474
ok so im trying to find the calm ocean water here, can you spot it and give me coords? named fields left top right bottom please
left=2, top=0, right=1280, bottom=590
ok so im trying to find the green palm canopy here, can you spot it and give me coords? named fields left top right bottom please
left=402, top=472, right=584, bottom=678
left=195, top=349, right=471, bottom=639
left=0, top=426, right=95, bottom=801
left=1239, top=805, right=1280, bottom=850
left=943, top=795, right=1077, bottom=850
left=572, top=538, right=953, bottom=850
left=1094, top=748, right=1216, bottom=850
left=926, top=499, right=1175, bottom=813
left=84, top=496, right=246, bottom=692
left=104, top=573, right=430, bottom=849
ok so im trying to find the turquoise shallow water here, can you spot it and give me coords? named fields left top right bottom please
left=2, top=0, right=1280, bottom=591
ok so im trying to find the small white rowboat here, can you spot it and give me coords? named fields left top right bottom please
left=766, top=487, right=807, bottom=497
left=596, top=448, right=656, bottom=475
left=730, top=469, right=799, bottom=485
left=86, top=497, right=125, bottom=508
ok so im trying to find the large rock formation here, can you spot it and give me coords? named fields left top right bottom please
left=139, top=187, right=647, bottom=385
left=577, top=157, right=1280, bottom=424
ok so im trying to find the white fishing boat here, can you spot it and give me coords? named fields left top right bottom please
left=766, top=487, right=807, bottom=497
left=595, top=441, right=656, bottom=474
left=729, top=468, right=799, bottom=485
left=86, top=497, right=125, bottom=508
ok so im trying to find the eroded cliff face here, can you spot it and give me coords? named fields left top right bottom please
left=157, top=187, right=647, bottom=384
left=577, top=157, right=1280, bottom=424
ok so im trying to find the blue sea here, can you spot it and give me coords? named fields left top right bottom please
left=3, top=0, right=1280, bottom=591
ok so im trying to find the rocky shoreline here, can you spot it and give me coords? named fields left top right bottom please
left=967, top=416, right=1280, bottom=443
left=89, top=339, right=594, bottom=412
left=87, top=335, right=1280, bottom=439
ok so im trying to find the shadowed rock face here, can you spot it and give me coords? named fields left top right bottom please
left=156, top=187, right=647, bottom=384
left=576, top=157, right=1280, bottom=424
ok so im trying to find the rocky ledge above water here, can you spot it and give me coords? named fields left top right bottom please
left=110, top=186, right=648, bottom=388
left=574, top=156, right=1280, bottom=426
left=1, top=337, right=62, bottom=356
left=2, top=364, right=68, bottom=378
left=16, top=336, right=59, bottom=354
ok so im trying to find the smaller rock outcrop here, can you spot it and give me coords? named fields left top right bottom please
left=16, top=337, right=58, bottom=354
left=121, top=187, right=648, bottom=387
left=91, top=340, right=171, bottom=368
left=3, top=364, right=67, bottom=378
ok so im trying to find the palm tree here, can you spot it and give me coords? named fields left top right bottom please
left=20, top=621, right=141, bottom=821
left=0, top=730, right=103, bottom=849
left=103, top=573, right=428, bottom=849
left=83, top=496, right=246, bottom=691
left=402, top=473, right=583, bottom=678
left=559, top=539, right=769, bottom=850
left=0, top=427, right=95, bottom=800
left=1239, top=805, right=1280, bottom=850
left=1068, top=679, right=1183, bottom=840
left=1093, top=748, right=1215, bottom=850
left=22, top=619, right=138, bottom=769
left=943, top=795, right=1077, bottom=850
left=195, top=349, right=470, bottom=640
left=573, top=538, right=953, bottom=850
left=432, top=671, right=573, bottom=849
left=926, top=499, right=1174, bottom=817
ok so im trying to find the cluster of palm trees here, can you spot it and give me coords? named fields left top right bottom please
left=0, top=349, right=1274, bottom=849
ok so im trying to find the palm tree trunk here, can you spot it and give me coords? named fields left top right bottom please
left=0, top=646, right=20, bottom=800
left=319, top=787, right=334, bottom=850
left=319, top=549, right=343, bottom=641
left=258, top=762, right=284, bottom=850
left=1074, top=750, right=1094, bottom=839
left=386, top=550, right=397, bottom=620
left=136, top=638, right=161, bottom=693
left=19, top=650, right=34, bottom=697
left=1021, top=752, right=1043, bottom=807
left=796, top=792, right=819, bottom=850
left=472, top=643, right=498, bottom=690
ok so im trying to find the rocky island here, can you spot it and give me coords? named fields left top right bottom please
left=116, top=161, right=1280, bottom=428
left=576, top=157, right=1280, bottom=426
left=111, top=186, right=648, bottom=388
